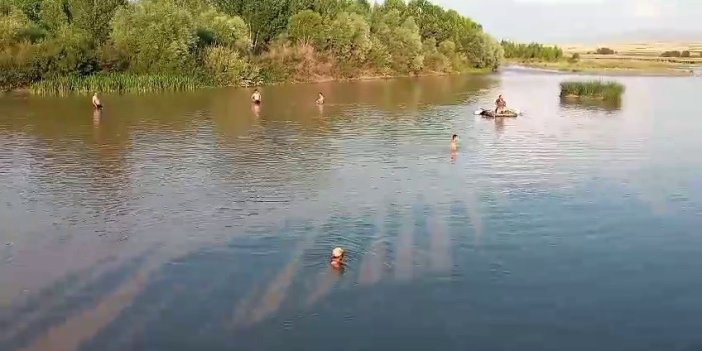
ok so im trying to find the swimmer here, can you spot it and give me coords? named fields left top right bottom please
left=316, top=92, right=325, bottom=105
left=330, top=247, right=345, bottom=268
left=92, top=93, right=103, bottom=110
left=450, top=134, right=458, bottom=152
left=251, top=88, right=262, bottom=104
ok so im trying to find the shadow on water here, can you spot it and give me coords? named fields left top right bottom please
left=47, top=199, right=469, bottom=351
left=0, top=250, right=153, bottom=351
left=559, top=97, right=622, bottom=113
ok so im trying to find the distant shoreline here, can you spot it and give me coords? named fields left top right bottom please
left=506, top=59, right=695, bottom=77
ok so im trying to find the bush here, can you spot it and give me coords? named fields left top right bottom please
left=661, top=50, right=681, bottom=57
left=287, top=10, right=322, bottom=47
left=202, top=46, right=249, bottom=86
left=568, top=52, right=580, bottom=63
left=111, top=0, right=198, bottom=73
left=560, top=80, right=625, bottom=101
left=596, top=47, right=615, bottom=55
left=681, top=50, right=691, bottom=58
left=0, top=42, right=43, bottom=90
left=195, top=8, right=250, bottom=51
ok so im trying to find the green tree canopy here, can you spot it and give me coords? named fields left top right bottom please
left=287, top=9, right=322, bottom=46
left=111, top=0, right=197, bottom=73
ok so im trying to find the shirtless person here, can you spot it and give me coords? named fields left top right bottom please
left=450, top=134, right=458, bottom=152
left=251, top=89, right=262, bottom=104
left=92, top=93, right=103, bottom=110
left=316, top=92, right=325, bottom=105
left=495, top=95, right=506, bottom=114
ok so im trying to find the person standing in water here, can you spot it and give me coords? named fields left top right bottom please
left=92, top=93, right=103, bottom=110
left=450, top=134, right=458, bottom=152
left=251, top=89, right=262, bottom=104
left=316, top=92, right=325, bottom=105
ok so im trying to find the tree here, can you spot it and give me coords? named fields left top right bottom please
left=596, top=47, right=615, bottom=55
left=0, top=5, right=30, bottom=46
left=111, top=0, right=197, bottom=73
left=39, top=0, right=68, bottom=32
left=202, top=45, right=249, bottom=85
left=212, top=0, right=292, bottom=52
left=287, top=9, right=322, bottom=46
left=681, top=50, right=690, bottom=58
left=38, top=24, right=95, bottom=76
left=321, top=12, right=371, bottom=66
left=196, top=7, right=250, bottom=51
left=67, top=0, right=127, bottom=43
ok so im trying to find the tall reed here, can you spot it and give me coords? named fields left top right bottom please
left=560, top=80, right=625, bottom=100
left=30, top=74, right=210, bottom=96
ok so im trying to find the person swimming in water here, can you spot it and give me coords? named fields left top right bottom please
left=330, top=247, right=345, bottom=268
left=251, top=89, right=262, bottom=104
left=92, top=93, right=103, bottom=110
left=316, top=92, right=325, bottom=105
left=450, top=134, right=458, bottom=152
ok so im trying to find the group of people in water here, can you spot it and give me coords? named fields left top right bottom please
left=250, top=89, right=325, bottom=106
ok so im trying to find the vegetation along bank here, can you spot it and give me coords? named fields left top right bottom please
left=0, top=0, right=505, bottom=95
left=560, top=81, right=625, bottom=101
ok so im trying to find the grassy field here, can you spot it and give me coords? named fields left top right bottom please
left=509, top=41, right=701, bottom=76
left=560, top=41, right=702, bottom=57
left=512, top=58, right=694, bottom=76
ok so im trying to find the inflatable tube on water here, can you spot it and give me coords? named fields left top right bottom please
left=475, top=108, right=520, bottom=118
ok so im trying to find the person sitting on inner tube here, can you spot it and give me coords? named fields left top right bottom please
left=495, top=94, right=506, bottom=114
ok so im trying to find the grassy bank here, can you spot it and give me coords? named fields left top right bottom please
left=21, top=69, right=493, bottom=96
left=509, top=58, right=693, bottom=76
left=29, top=74, right=211, bottom=96
left=560, top=80, right=624, bottom=100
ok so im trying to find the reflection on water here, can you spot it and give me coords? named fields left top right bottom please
left=559, top=96, right=622, bottom=112
left=1, top=73, right=702, bottom=351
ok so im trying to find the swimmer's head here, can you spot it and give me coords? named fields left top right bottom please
left=332, top=247, right=344, bottom=258
left=452, top=134, right=458, bottom=141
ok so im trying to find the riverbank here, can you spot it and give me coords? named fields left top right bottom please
left=16, top=68, right=494, bottom=96
left=507, top=58, right=695, bottom=76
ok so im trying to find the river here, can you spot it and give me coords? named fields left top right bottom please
left=1, top=71, right=701, bottom=351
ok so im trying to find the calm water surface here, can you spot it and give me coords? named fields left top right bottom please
left=1, top=72, right=701, bottom=351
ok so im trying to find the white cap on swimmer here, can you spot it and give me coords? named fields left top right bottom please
left=332, top=247, right=344, bottom=258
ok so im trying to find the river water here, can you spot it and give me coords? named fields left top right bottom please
left=1, top=71, right=701, bottom=351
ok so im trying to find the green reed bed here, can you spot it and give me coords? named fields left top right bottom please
left=30, top=74, right=210, bottom=96
left=559, top=80, right=625, bottom=100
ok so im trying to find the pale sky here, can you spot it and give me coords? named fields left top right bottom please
left=428, top=0, right=702, bottom=43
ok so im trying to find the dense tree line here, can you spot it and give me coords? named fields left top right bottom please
left=661, top=50, right=691, bottom=58
left=0, top=0, right=504, bottom=91
left=500, top=41, right=563, bottom=61
left=595, top=47, right=615, bottom=55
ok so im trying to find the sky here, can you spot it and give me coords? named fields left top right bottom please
left=428, top=0, right=702, bottom=43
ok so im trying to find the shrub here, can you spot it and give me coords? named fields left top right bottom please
left=681, top=50, right=691, bottom=58
left=560, top=80, right=625, bottom=101
left=569, top=52, right=580, bottom=63
left=661, top=50, right=681, bottom=57
left=202, top=46, right=249, bottom=86
left=111, top=0, right=198, bottom=73
left=195, top=8, right=250, bottom=51
left=596, top=47, right=615, bottom=55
